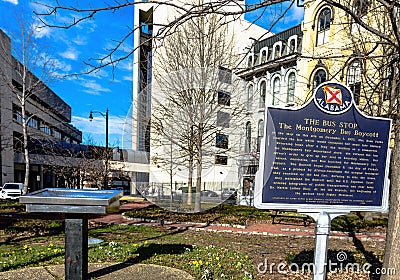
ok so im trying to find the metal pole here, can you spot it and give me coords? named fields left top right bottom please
left=65, top=213, right=88, bottom=280
left=104, top=109, right=109, bottom=189
left=313, top=211, right=331, bottom=280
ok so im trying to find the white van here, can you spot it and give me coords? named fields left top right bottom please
left=0, top=183, right=24, bottom=200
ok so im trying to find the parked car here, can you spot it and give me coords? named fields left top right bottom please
left=201, top=190, right=218, bottom=197
left=0, top=183, right=24, bottom=200
left=221, top=188, right=237, bottom=202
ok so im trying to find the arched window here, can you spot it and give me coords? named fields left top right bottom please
left=247, top=55, right=253, bottom=68
left=274, top=45, right=281, bottom=59
left=260, top=50, right=267, bottom=63
left=288, top=38, right=296, bottom=54
left=313, top=69, right=327, bottom=90
left=287, top=72, right=296, bottom=103
left=272, top=77, right=280, bottom=105
left=259, top=80, right=266, bottom=108
left=317, top=8, right=331, bottom=46
left=347, top=60, right=362, bottom=104
left=245, top=122, right=252, bottom=153
left=257, top=119, right=264, bottom=152
left=354, top=0, right=368, bottom=17
left=247, top=84, right=253, bottom=110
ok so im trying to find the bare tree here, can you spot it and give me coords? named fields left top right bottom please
left=35, top=140, right=127, bottom=189
left=151, top=7, right=245, bottom=212
left=0, top=12, right=58, bottom=194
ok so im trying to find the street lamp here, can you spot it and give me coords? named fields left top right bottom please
left=89, top=108, right=109, bottom=189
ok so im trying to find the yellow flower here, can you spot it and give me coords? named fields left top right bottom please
left=199, top=260, right=203, bottom=265
left=144, top=241, right=148, bottom=245
left=49, top=243, right=54, bottom=247
left=23, top=245, right=28, bottom=250
left=206, top=262, right=209, bottom=266
left=215, top=256, right=220, bottom=261
left=245, top=255, right=249, bottom=259
left=218, top=263, right=222, bottom=268
left=54, top=249, right=58, bottom=253
left=132, top=243, right=138, bottom=247
left=29, top=248, right=32, bottom=251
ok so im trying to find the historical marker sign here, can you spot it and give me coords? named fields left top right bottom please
left=254, top=82, right=392, bottom=212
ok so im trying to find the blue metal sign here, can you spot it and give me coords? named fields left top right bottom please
left=254, top=82, right=391, bottom=212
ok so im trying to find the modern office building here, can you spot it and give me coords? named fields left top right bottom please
left=133, top=0, right=269, bottom=195
left=0, top=29, right=82, bottom=189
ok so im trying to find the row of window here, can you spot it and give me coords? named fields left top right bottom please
left=312, top=59, right=364, bottom=104
left=247, top=72, right=296, bottom=109
left=248, top=36, right=298, bottom=68
left=248, top=59, right=371, bottom=107
left=13, top=107, right=75, bottom=144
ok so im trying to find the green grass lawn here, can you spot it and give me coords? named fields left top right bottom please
left=0, top=222, right=255, bottom=279
left=0, top=201, right=388, bottom=279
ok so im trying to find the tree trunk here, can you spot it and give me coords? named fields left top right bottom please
left=22, top=103, right=29, bottom=194
left=382, top=122, right=400, bottom=279
left=194, top=123, right=203, bottom=212
left=187, top=157, right=193, bottom=206
left=194, top=160, right=202, bottom=212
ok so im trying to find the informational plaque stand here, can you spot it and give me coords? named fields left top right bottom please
left=20, top=188, right=123, bottom=280
left=254, top=82, right=391, bottom=280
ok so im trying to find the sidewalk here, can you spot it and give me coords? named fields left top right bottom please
left=0, top=263, right=194, bottom=280
left=89, top=200, right=387, bottom=242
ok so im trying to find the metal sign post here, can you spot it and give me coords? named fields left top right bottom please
left=255, top=82, right=391, bottom=278
left=65, top=213, right=89, bottom=279
left=303, top=211, right=348, bottom=280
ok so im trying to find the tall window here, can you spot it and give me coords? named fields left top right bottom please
left=260, top=50, right=267, bottom=63
left=272, top=77, right=280, bottom=105
left=247, top=84, right=253, bottom=110
left=288, top=38, right=296, bottom=54
left=259, top=80, right=266, bottom=108
left=347, top=60, right=362, bottom=104
left=274, top=45, right=281, bottom=59
left=354, top=0, right=368, bottom=17
left=317, top=8, right=331, bottom=46
left=287, top=72, right=296, bottom=103
left=313, top=69, right=327, bottom=90
left=257, top=119, right=264, bottom=152
left=247, top=55, right=253, bottom=68
left=245, top=122, right=251, bottom=153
